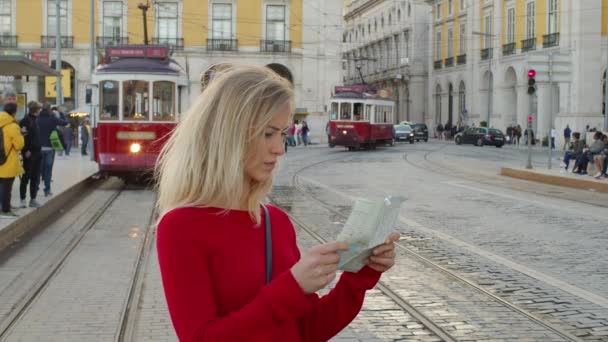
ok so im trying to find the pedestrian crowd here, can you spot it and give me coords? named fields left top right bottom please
left=561, top=126, right=608, bottom=179
left=0, top=89, right=91, bottom=218
left=284, top=119, right=310, bottom=152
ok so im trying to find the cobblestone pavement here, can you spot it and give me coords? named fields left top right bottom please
left=280, top=142, right=608, bottom=340
left=1, top=187, right=155, bottom=342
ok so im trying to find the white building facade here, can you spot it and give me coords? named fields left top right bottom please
left=428, top=0, right=607, bottom=146
left=342, top=0, right=430, bottom=124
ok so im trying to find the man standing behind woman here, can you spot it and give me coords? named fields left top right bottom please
left=19, top=101, right=43, bottom=208
left=37, top=103, right=68, bottom=197
left=0, top=95, right=24, bottom=218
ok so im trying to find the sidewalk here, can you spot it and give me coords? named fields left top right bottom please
left=501, top=166, right=608, bottom=193
left=0, top=153, right=99, bottom=232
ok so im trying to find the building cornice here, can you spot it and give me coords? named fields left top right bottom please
left=344, top=0, right=384, bottom=21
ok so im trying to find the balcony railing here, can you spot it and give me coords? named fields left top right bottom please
left=151, top=37, right=184, bottom=50
left=207, top=38, right=238, bottom=51
left=481, top=48, right=493, bottom=60
left=444, top=56, right=454, bottom=67
left=41, top=36, right=73, bottom=48
left=457, top=54, right=466, bottom=65
left=434, top=60, right=442, bottom=70
left=522, top=37, right=536, bottom=52
left=96, top=36, right=128, bottom=48
left=0, top=35, right=17, bottom=48
left=260, top=40, right=291, bottom=53
left=543, top=32, right=559, bottom=48
left=502, top=42, right=516, bottom=56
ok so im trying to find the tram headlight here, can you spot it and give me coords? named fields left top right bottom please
left=130, top=143, right=141, bottom=153
left=342, top=130, right=347, bottom=135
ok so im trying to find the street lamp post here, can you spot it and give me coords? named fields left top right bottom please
left=472, top=31, right=496, bottom=128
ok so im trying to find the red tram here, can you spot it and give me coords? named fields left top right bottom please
left=91, top=46, right=188, bottom=179
left=328, top=85, right=395, bottom=150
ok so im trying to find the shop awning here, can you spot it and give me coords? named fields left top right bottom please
left=0, top=56, right=60, bottom=76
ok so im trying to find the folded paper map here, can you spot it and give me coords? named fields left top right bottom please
left=337, top=196, right=405, bottom=272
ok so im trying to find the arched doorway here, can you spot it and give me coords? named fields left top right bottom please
left=504, top=67, right=517, bottom=127
left=434, top=84, right=442, bottom=128
left=458, top=81, right=466, bottom=125
left=38, top=60, right=76, bottom=109
left=201, top=63, right=232, bottom=91
left=448, top=83, right=454, bottom=125
left=603, top=71, right=606, bottom=117
left=266, top=63, right=293, bottom=85
left=482, top=70, right=493, bottom=126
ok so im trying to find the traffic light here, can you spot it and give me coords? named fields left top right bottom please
left=528, top=116, right=533, bottom=123
left=527, top=69, right=536, bottom=95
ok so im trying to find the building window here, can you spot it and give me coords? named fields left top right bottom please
left=459, top=23, right=466, bottom=54
left=460, top=0, right=465, bottom=11
left=266, top=5, right=286, bottom=41
left=103, top=1, right=122, bottom=39
left=211, top=3, right=232, bottom=39
left=403, top=30, right=409, bottom=59
left=507, top=7, right=515, bottom=43
left=448, top=0, right=453, bottom=15
left=435, top=31, right=441, bottom=60
left=157, top=2, right=178, bottom=39
left=436, top=4, right=441, bottom=19
left=548, top=0, right=558, bottom=34
left=526, top=1, right=535, bottom=39
left=447, top=28, right=453, bottom=58
left=47, top=0, right=68, bottom=36
left=398, top=9, right=401, bottom=21
left=484, top=14, right=492, bottom=48
left=0, top=0, right=12, bottom=36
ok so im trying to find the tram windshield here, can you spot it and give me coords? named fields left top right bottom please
left=123, top=80, right=150, bottom=120
left=100, top=81, right=119, bottom=120
left=152, top=81, right=175, bottom=121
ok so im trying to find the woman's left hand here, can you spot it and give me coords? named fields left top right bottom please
left=366, top=232, right=400, bottom=273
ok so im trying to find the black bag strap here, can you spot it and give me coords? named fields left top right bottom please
left=262, top=204, right=272, bottom=284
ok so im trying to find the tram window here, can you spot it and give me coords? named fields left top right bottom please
left=331, top=102, right=339, bottom=120
left=353, top=103, right=363, bottom=121
left=99, top=81, right=119, bottom=120
left=365, top=104, right=372, bottom=121
left=153, top=81, right=175, bottom=121
left=123, top=80, right=149, bottom=120
left=340, top=103, right=352, bottom=120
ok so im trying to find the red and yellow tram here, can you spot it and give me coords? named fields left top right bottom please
left=91, top=45, right=188, bottom=179
left=328, top=85, right=395, bottom=150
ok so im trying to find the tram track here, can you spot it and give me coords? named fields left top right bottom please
left=269, top=151, right=585, bottom=341
left=0, top=180, right=157, bottom=342
left=0, top=181, right=124, bottom=339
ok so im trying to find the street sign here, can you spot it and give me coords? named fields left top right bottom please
left=30, top=51, right=50, bottom=66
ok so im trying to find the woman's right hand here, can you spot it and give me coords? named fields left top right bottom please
left=291, top=241, right=348, bottom=294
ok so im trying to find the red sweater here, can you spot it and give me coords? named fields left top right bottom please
left=157, top=205, right=381, bottom=341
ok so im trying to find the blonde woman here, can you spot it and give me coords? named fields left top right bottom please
left=155, top=64, right=399, bottom=341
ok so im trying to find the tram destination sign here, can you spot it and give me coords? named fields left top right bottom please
left=106, top=46, right=169, bottom=59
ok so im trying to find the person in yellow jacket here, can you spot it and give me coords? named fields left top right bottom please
left=0, top=100, right=25, bottom=218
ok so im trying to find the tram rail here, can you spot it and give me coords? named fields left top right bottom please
left=267, top=151, right=585, bottom=341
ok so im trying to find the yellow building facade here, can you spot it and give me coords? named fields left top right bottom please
left=1, top=0, right=346, bottom=138
left=9, top=0, right=302, bottom=51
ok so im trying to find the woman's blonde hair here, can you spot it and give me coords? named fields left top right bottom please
left=155, top=64, right=294, bottom=224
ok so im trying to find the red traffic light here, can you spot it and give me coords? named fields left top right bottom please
left=528, top=69, right=536, bottom=78
left=528, top=116, right=533, bottom=122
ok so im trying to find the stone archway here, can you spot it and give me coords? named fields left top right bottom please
left=266, top=63, right=293, bottom=85
left=434, top=84, right=442, bottom=128
left=200, top=63, right=232, bottom=92
left=448, top=83, right=454, bottom=125
left=482, top=70, right=493, bottom=126
left=504, top=67, right=518, bottom=127
left=458, top=80, right=466, bottom=125
left=38, top=60, right=76, bottom=108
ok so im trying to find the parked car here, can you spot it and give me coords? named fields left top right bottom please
left=393, top=124, right=415, bottom=143
left=454, top=127, right=505, bottom=147
left=410, top=123, right=429, bottom=142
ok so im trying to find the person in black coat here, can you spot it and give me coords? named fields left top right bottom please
left=19, top=101, right=44, bottom=207
left=37, top=103, right=68, bottom=197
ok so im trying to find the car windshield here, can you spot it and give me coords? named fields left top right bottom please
left=489, top=129, right=503, bottom=135
left=394, top=124, right=412, bottom=131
